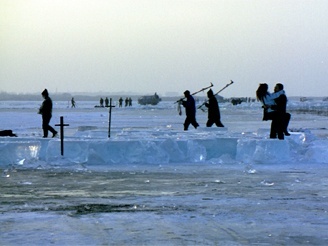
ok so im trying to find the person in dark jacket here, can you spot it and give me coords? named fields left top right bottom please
left=39, top=89, right=57, bottom=138
left=270, top=83, right=291, bottom=139
left=182, top=90, right=199, bottom=130
left=118, top=97, right=123, bottom=107
left=205, top=89, right=224, bottom=127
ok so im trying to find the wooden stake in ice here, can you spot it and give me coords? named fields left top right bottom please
left=55, top=116, right=69, bottom=156
left=108, top=98, right=115, bottom=138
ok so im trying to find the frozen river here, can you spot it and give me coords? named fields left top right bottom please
left=1, top=99, right=328, bottom=245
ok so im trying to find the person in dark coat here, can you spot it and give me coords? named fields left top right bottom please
left=71, top=97, right=76, bottom=108
left=39, top=89, right=57, bottom=138
left=256, top=83, right=287, bottom=139
left=270, top=83, right=291, bottom=139
left=205, top=89, right=224, bottom=127
left=182, top=90, right=199, bottom=130
left=105, top=97, right=109, bottom=107
left=118, top=97, right=123, bottom=107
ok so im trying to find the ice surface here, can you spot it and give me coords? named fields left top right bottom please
left=0, top=99, right=328, bottom=167
left=1, top=99, right=328, bottom=245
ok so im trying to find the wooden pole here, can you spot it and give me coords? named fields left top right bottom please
left=108, top=98, right=115, bottom=138
left=55, top=116, right=69, bottom=156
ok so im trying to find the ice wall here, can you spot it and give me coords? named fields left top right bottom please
left=0, top=130, right=327, bottom=168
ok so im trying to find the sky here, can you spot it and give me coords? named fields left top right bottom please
left=1, top=0, right=328, bottom=97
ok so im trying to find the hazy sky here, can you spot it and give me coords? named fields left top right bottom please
left=1, top=0, right=328, bottom=97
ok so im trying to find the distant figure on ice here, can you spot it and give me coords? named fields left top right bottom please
left=205, top=89, right=224, bottom=127
left=182, top=90, right=199, bottom=131
left=125, top=97, right=129, bottom=107
left=38, top=89, right=58, bottom=138
left=100, top=97, right=104, bottom=107
left=105, top=97, right=109, bottom=107
left=71, top=97, right=75, bottom=108
left=256, top=83, right=288, bottom=140
left=128, top=97, right=132, bottom=106
left=118, top=97, right=123, bottom=107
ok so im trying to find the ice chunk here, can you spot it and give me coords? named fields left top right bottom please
left=304, top=140, right=328, bottom=163
left=88, top=140, right=169, bottom=165
left=236, top=139, right=257, bottom=164
left=88, top=140, right=140, bottom=164
left=143, top=141, right=169, bottom=164
left=197, top=138, right=238, bottom=160
left=46, top=140, right=89, bottom=164
left=253, top=140, right=290, bottom=164
left=0, top=140, right=41, bottom=166
left=160, top=139, right=185, bottom=162
left=187, top=140, right=207, bottom=162
left=237, top=139, right=290, bottom=164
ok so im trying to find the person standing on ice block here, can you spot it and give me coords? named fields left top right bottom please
left=256, top=83, right=286, bottom=140
left=182, top=90, right=199, bottom=131
left=204, top=89, right=224, bottom=127
left=38, top=89, right=58, bottom=138
left=256, top=83, right=284, bottom=120
left=270, top=83, right=291, bottom=139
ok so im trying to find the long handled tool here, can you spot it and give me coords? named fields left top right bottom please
left=197, top=80, right=234, bottom=109
left=176, top=82, right=214, bottom=115
left=174, top=82, right=214, bottom=104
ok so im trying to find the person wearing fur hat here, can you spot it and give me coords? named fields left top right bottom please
left=204, top=89, right=224, bottom=127
left=39, top=89, right=58, bottom=138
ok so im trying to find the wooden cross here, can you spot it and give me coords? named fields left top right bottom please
left=55, top=116, right=69, bottom=156
left=108, top=98, right=115, bottom=138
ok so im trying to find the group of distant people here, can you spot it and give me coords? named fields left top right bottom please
left=118, top=97, right=132, bottom=107
left=99, top=97, right=110, bottom=107
left=98, top=97, right=133, bottom=107
left=71, top=97, right=134, bottom=108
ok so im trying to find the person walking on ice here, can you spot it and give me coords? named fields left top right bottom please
left=39, top=89, right=58, bottom=138
left=204, top=89, right=224, bottom=127
left=71, top=97, right=76, bottom=108
left=182, top=90, right=199, bottom=131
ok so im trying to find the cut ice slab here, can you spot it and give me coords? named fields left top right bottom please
left=0, top=140, right=41, bottom=165
left=237, top=139, right=290, bottom=164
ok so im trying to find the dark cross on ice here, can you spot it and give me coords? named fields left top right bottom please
left=55, top=116, right=69, bottom=156
left=108, top=98, right=115, bottom=138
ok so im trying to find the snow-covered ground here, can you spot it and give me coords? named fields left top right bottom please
left=1, top=99, right=328, bottom=245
